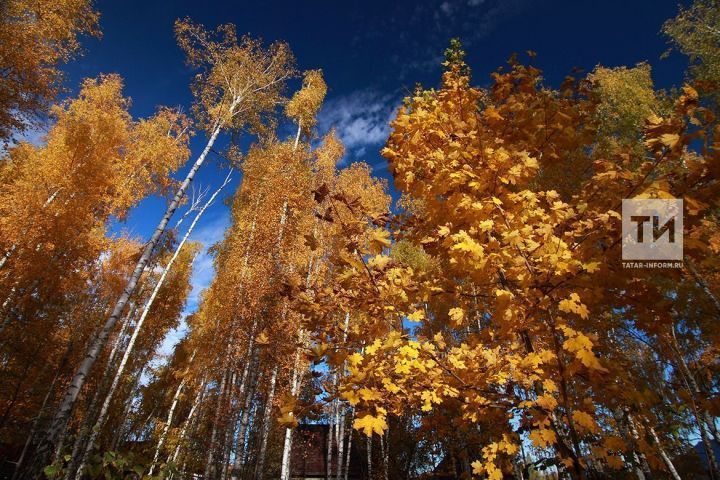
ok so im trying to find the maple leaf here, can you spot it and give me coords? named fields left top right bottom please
left=572, top=410, right=599, bottom=433
left=558, top=293, right=589, bottom=319
left=304, top=233, right=319, bottom=251
left=368, top=254, right=391, bottom=270
left=358, top=387, right=382, bottom=402
left=255, top=331, right=270, bottom=345
left=448, top=307, right=465, bottom=326
left=369, top=229, right=391, bottom=254
left=529, top=428, right=557, bottom=448
left=313, top=183, right=330, bottom=203
left=354, top=413, right=387, bottom=436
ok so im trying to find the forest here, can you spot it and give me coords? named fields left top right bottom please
left=1, top=0, right=720, bottom=479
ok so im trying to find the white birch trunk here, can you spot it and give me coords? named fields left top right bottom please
left=169, top=380, right=206, bottom=466
left=254, top=366, right=277, bottom=480
left=219, top=370, right=239, bottom=480
left=343, top=408, right=354, bottom=480
left=335, top=313, right=350, bottom=479
left=649, top=426, right=682, bottom=480
left=40, top=111, right=233, bottom=465
left=75, top=172, right=231, bottom=479
left=205, top=368, right=230, bottom=480
left=326, top=376, right=336, bottom=479
left=64, top=301, right=138, bottom=480
left=280, top=347, right=304, bottom=480
left=149, top=351, right=197, bottom=475
left=366, top=436, right=372, bottom=480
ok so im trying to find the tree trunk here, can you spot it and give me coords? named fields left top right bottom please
left=64, top=301, right=139, bottom=480
left=625, top=411, right=653, bottom=480
left=343, top=408, right=354, bottom=480
left=366, top=436, right=372, bottom=480
left=169, top=379, right=206, bottom=466
left=380, top=431, right=389, bottom=480
left=255, top=366, right=277, bottom=480
left=280, top=342, right=305, bottom=480
left=219, top=370, right=239, bottom=480
left=685, top=257, right=720, bottom=318
left=149, top=351, right=197, bottom=475
left=206, top=368, right=230, bottom=480
left=234, top=358, right=259, bottom=475
left=11, top=340, right=72, bottom=480
left=75, top=172, right=230, bottom=478
left=37, top=116, right=229, bottom=471
left=648, top=426, right=682, bottom=480
left=326, top=375, right=336, bottom=479
left=671, top=324, right=720, bottom=479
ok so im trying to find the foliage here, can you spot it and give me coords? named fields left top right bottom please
left=0, top=0, right=100, bottom=142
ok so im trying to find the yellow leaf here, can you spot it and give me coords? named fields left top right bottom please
left=558, top=293, right=589, bottom=319
left=448, top=307, right=465, bottom=326
left=370, top=229, right=391, bottom=253
left=529, top=428, right=556, bottom=448
left=358, top=387, right=382, bottom=402
left=659, top=133, right=680, bottom=149
left=368, top=254, right=391, bottom=270
left=354, top=413, right=387, bottom=436
left=572, top=410, right=599, bottom=433
left=277, top=411, right=298, bottom=428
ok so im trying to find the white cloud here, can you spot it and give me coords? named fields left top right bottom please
left=318, top=90, right=398, bottom=162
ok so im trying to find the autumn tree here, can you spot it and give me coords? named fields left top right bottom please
left=0, top=0, right=100, bottom=143
left=35, top=20, right=296, bottom=471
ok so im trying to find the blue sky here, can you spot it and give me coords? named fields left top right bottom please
left=52, top=0, right=691, bottom=356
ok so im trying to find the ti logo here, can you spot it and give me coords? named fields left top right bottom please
left=622, top=199, right=683, bottom=265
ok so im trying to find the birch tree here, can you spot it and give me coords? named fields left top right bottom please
left=35, top=21, right=295, bottom=470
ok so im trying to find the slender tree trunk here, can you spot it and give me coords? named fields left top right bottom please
left=685, top=257, right=720, bottom=318
left=11, top=340, right=71, bottom=480
left=37, top=116, right=230, bottom=471
left=343, top=408, right=354, bottom=480
left=220, top=371, right=239, bottom=480
left=255, top=366, right=277, bottom=480
left=670, top=325, right=720, bottom=479
left=380, top=431, right=389, bottom=480
left=280, top=345, right=304, bottom=480
left=234, top=359, right=259, bottom=472
left=625, top=411, right=653, bottom=480
left=75, top=173, right=229, bottom=478
left=648, top=426, right=682, bottom=480
left=64, top=301, right=139, bottom=480
left=149, top=352, right=197, bottom=475
left=227, top=323, right=258, bottom=479
left=109, top=366, right=146, bottom=452
left=327, top=377, right=336, bottom=479
left=366, top=436, right=372, bottom=480
left=336, top=313, right=350, bottom=480
left=206, top=369, right=230, bottom=480
left=294, top=120, right=302, bottom=150
left=170, top=379, right=206, bottom=466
